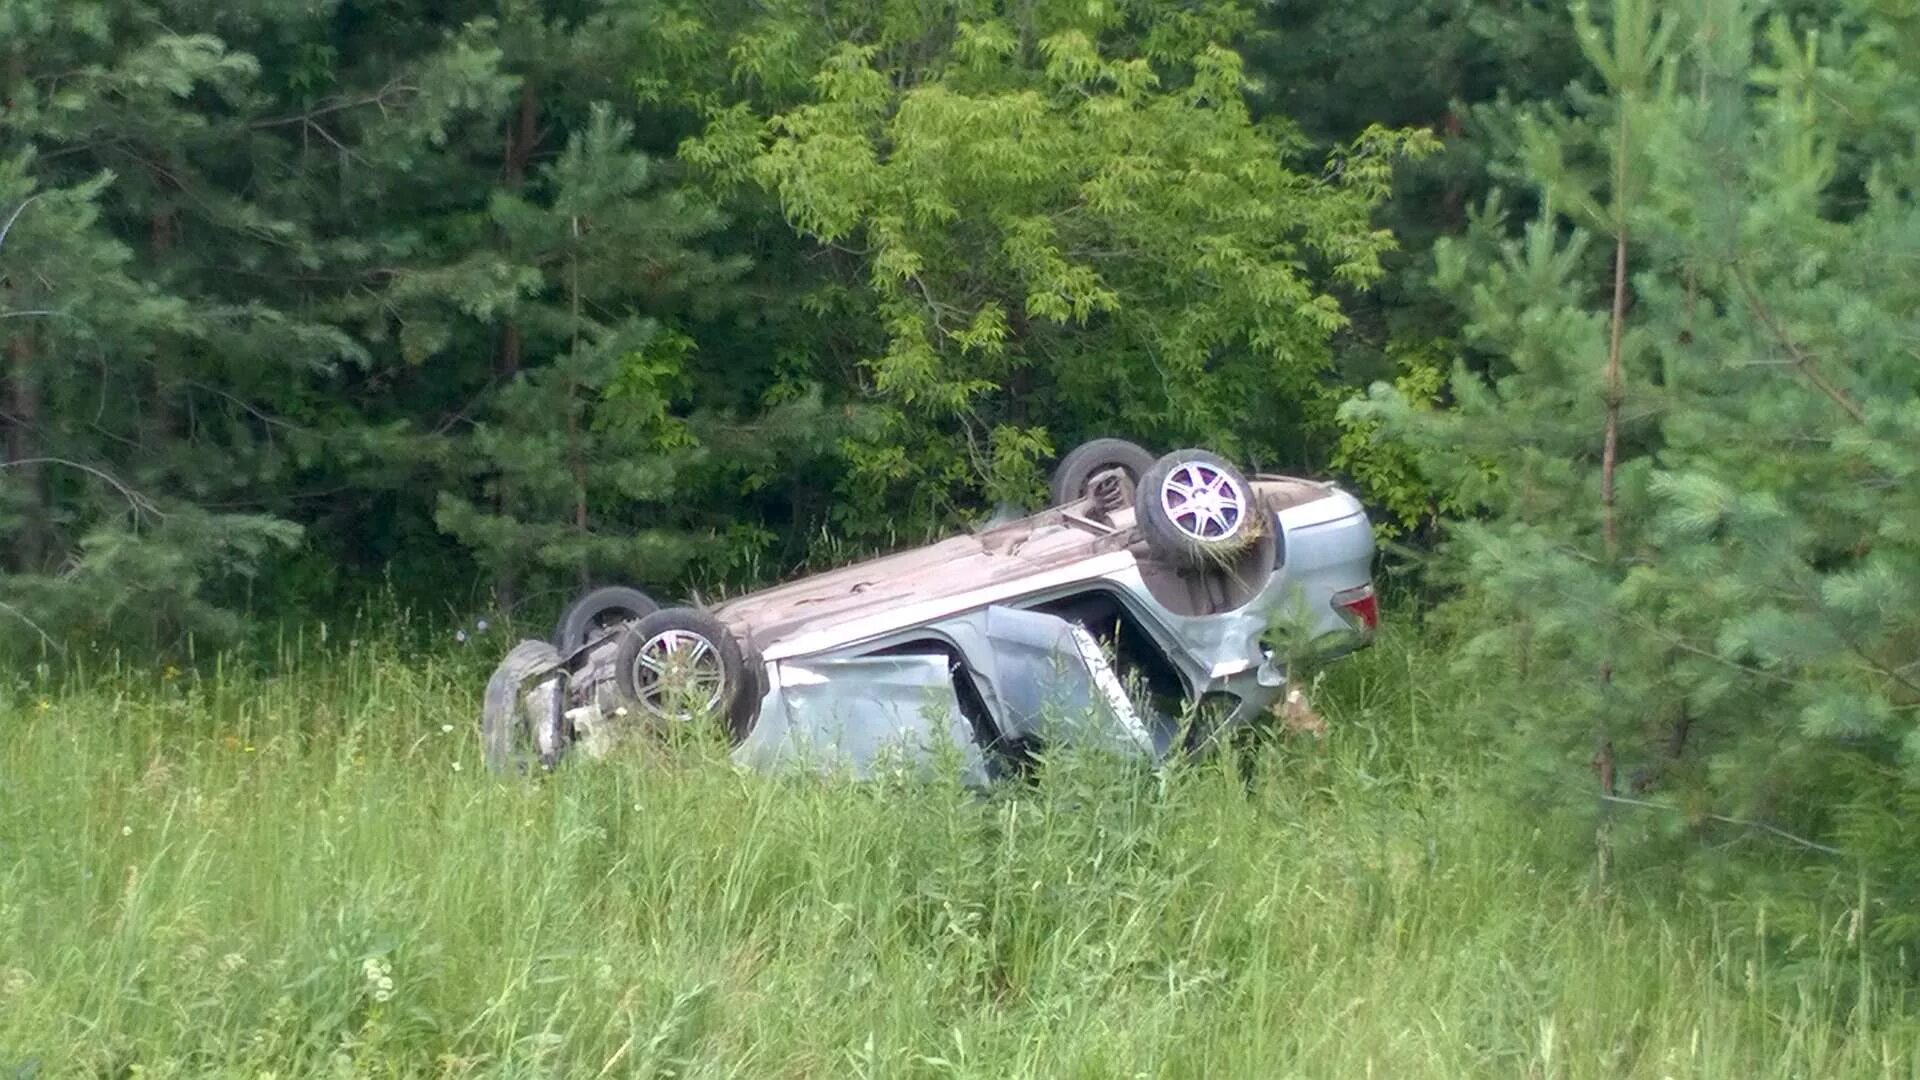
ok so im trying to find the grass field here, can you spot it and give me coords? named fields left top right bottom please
left=4, top=627, right=1917, bottom=1078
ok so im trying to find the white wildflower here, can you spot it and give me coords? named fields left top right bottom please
left=451, top=761, right=463, bottom=773
left=361, top=956, right=395, bottom=1003
left=121, top=825, right=133, bottom=837
left=1, top=967, right=30, bottom=997
left=219, top=952, right=248, bottom=974
left=440, top=723, right=455, bottom=734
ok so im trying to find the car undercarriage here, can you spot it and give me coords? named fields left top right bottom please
left=482, top=440, right=1379, bottom=782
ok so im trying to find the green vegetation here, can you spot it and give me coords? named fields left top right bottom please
left=1351, top=0, right=1920, bottom=954
left=7, top=0, right=1920, bottom=1068
left=6, top=630, right=1916, bottom=1077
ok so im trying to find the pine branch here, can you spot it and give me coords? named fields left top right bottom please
left=248, top=80, right=420, bottom=131
left=1597, top=794, right=1842, bottom=856
left=1522, top=546, right=1814, bottom=691
left=0, top=457, right=165, bottom=524
left=0, top=597, right=62, bottom=652
left=1734, top=270, right=1867, bottom=424
left=0, top=192, right=44, bottom=253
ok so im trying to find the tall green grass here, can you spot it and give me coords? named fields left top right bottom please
left=3, top=630, right=1916, bottom=1077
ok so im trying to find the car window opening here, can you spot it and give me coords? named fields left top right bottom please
left=1032, top=591, right=1189, bottom=718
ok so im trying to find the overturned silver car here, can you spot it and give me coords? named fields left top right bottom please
left=483, top=441, right=1378, bottom=783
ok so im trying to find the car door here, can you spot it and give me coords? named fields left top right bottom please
left=944, top=605, right=1160, bottom=759
left=736, top=654, right=992, bottom=786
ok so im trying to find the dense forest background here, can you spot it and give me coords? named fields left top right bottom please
left=5, top=0, right=1919, bottom=970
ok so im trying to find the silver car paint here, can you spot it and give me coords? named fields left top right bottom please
left=733, top=654, right=993, bottom=786
left=731, top=488, right=1374, bottom=777
left=494, top=480, right=1375, bottom=782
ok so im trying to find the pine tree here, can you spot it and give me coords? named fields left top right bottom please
left=1353, top=0, right=1920, bottom=932
left=339, top=1, right=849, bottom=611
left=428, top=104, right=749, bottom=593
left=1, top=5, right=329, bottom=645
left=1, top=1, right=839, bottom=640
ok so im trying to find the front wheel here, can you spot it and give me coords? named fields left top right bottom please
left=553, top=585, right=660, bottom=654
left=1049, top=438, right=1157, bottom=509
left=610, top=608, right=756, bottom=742
left=480, top=640, right=568, bottom=775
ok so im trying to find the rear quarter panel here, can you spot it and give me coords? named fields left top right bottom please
left=1270, top=487, right=1376, bottom=646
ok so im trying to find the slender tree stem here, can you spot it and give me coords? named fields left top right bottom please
left=569, top=214, right=589, bottom=589
left=1602, top=107, right=1628, bottom=561
left=492, top=78, right=541, bottom=612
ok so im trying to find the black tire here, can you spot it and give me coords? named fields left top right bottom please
left=1049, top=438, right=1157, bottom=507
left=481, top=639, right=566, bottom=775
left=610, top=607, right=755, bottom=742
left=553, top=585, right=660, bottom=654
left=1135, top=449, right=1260, bottom=566
left=733, top=643, right=770, bottom=742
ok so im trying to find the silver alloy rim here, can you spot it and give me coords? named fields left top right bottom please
left=629, top=629, right=727, bottom=719
left=1159, top=461, right=1247, bottom=542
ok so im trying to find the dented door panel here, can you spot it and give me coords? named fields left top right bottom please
left=733, top=655, right=991, bottom=785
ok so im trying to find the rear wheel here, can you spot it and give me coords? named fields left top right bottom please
left=1135, top=449, right=1259, bottom=566
left=1049, top=438, right=1156, bottom=509
left=553, top=585, right=660, bottom=654
left=611, top=608, right=755, bottom=741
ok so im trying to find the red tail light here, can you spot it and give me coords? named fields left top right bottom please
left=1332, top=585, right=1379, bottom=632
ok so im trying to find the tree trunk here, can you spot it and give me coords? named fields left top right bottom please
left=568, top=402, right=589, bottom=590
left=149, top=209, right=180, bottom=448
left=6, top=330, right=44, bottom=572
left=1601, top=111, right=1629, bottom=560
left=567, top=214, right=589, bottom=590
left=1440, top=109, right=1466, bottom=232
left=1594, top=101, right=1633, bottom=891
left=495, top=79, right=539, bottom=386
left=491, top=79, right=541, bottom=613
left=4, top=47, right=44, bottom=572
left=3, top=44, right=21, bottom=114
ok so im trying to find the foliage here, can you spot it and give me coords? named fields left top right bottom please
left=10, top=0, right=1920, bottom=1012
left=1353, top=0, right=1920, bottom=941
left=0, top=6, right=354, bottom=647
left=0, top=0, right=854, bottom=644
left=1329, top=335, right=1461, bottom=538
left=2, top=0, right=1438, bottom=641
left=684, top=0, right=1433, bottom=533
